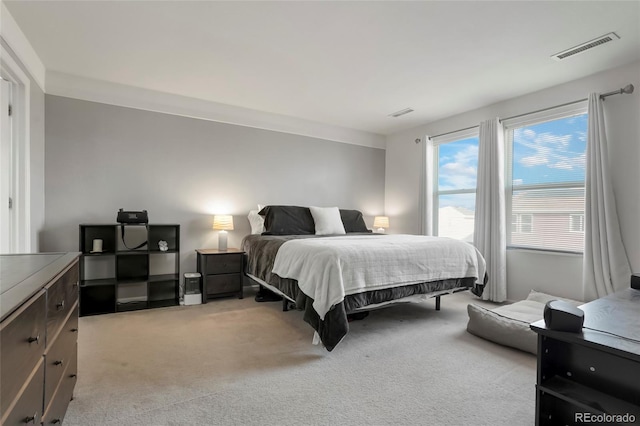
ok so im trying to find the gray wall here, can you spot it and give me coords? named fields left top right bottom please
left=1, top=37, right=45, bottom=252
left=43, top=95, right=385, bottom=275
left=385, top=60, right=640, bottom=302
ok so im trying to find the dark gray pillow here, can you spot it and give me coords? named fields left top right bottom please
left=258, top=205, right=315, bottom=235
left=340, top=209, right=371, bottom=233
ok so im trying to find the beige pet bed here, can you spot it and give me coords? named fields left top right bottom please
left=466, top=290, right=582, bottom=354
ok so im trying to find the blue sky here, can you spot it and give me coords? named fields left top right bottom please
left=512, top=113, right=587, bottom=186
left=437, top=113, right=588, bottom=208
left=438, top=136, right=478, bottom=192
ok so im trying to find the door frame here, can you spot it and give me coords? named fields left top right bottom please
left=1, top=44, right=31, bottom=253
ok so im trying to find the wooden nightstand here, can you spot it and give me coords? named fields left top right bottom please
left=196, top=248, right=244, bottom=303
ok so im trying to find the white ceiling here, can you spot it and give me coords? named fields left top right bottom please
left=5, top=1, right=640, bottom=136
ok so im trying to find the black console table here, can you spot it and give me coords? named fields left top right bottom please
left=531, top=288, right=640, bottom=425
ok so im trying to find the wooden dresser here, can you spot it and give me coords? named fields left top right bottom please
left=1, top=252, right=80, bottom=426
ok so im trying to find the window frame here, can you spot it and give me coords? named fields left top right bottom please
left=431, top=128, right=479, bottom=239
left=503, top=102, right=588, bottom=254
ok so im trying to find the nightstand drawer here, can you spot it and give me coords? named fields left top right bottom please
left=205, top=273, right=241, bottom=296
left=204, top=254, right=242, bottom=275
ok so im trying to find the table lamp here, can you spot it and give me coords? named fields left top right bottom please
left=373, top=216, right=389, bottom=233
left=213, top=215, right=234, bottom=251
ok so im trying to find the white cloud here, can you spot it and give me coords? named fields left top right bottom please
left=520, top=154, right=549, bottom=166
left=439, top=144, right=478, bottom=190
left=514, top=128, right=584, bottom=171
left=549, top=153, right=586, bottom=170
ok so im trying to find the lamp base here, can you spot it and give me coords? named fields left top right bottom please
left=218, top=231, right=228, bottom=251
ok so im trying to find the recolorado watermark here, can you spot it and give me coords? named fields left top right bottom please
left=575, top=413, right=636, bottom=423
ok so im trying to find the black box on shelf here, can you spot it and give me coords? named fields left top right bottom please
left=80, top=284, right=116, bottom=316
left=632, top=273, right=640, bottom=290
left=116, top=254, right=149, bottom=281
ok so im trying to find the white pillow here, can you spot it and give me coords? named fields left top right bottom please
left=248, top=210, right=265, bottom=234
left=309, top=206, right=346, bottom=235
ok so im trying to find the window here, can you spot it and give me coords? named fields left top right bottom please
left=433, top=130, right=479, bottom=242
left=569, top=214, right=585, bottom=233
left=512, top=214, right=533, bottom=234
left=505, top=104, right=587, bottom=253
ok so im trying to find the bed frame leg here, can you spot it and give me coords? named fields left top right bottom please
left=435, top=296, right=441, bottom=311
left=283, top=299, right=290, bottom=312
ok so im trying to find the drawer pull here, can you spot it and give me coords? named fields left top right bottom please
left=27, top=334, right=40, bottom=344
left=24, top=412, right=38, bottom=424
left=56, top=300, right=65, bottom=310
left=71, top=328, right=79, bottom=333
left=54, top=359, right=64, bottom=366
left=52, top=419, right=61, bottom=424
left=69, top=373, right=77, bottom=378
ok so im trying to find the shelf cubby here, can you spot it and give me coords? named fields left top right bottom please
left=79, top=224, right=117, bottom=254
left=79, top=283, right=116, bottom=316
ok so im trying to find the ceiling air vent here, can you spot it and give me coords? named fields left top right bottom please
left=388, top=108, right=414, bottom=118
left=551, top=32, right=620, bottom=61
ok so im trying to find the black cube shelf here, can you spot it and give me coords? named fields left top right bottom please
left=79, top=224, right=180, bottom=316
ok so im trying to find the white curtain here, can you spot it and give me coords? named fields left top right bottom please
left=474, top=118, right=507, bottom=302
left=583, top=93, right=631, bottom=300
left=418, top=138, right=434, bottom=236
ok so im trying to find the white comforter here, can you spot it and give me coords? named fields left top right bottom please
left=271, top=234, right=486, bottom=320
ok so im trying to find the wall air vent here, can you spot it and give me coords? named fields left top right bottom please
left=388, top=108, right=414, bottom=118
left=551, top=32, right=620, bottom=61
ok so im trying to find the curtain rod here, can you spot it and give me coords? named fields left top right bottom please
left=501, top=83, right=634, bottom=123
left=424, top=83, right=634, bottom=141
left=428, top=125, right=479, bottom=140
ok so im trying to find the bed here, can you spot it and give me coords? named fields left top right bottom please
left=242, top=205, right=487, bottom=351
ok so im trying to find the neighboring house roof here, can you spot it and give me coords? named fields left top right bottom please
left=440, top=205, right=475, bottom=218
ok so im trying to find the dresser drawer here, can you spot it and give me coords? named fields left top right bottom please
left=44, top=303, right=79, bottom=411
left=0, top=290, right=46, bottom=416
left=42, top=354, right=77, bottom=426
left=45, top=262, right=79, bottom=342
left=205, top=273, right=242, bottom=296
left=1, top=359, right=44, bottom=426
left=203, top=254, right=242, bottom=275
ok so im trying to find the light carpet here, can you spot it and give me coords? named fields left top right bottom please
left=65, top=288, right=536, bottom=426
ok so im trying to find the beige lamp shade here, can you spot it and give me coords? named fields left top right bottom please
left=373, top=216, right=389, bottom=229
left=213, top=215, right=234, bottom=231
